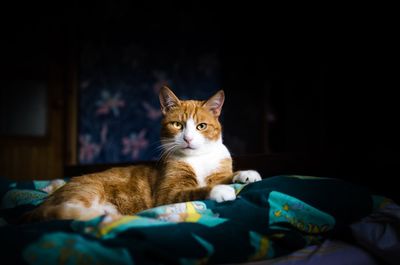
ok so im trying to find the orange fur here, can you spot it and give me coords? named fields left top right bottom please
left=161, top=100, right=222, bottom=141
left=24, top=86, right=236, bottom=222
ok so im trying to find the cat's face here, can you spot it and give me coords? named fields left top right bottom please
left=159, top=86, right=224, bottom=156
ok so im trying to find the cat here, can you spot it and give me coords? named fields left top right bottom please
left=23, top=86, right=261, bottom=222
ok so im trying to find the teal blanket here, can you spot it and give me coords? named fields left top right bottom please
left=0, top=175, right=377, bottom=265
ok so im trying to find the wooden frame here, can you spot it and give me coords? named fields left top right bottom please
left=64, top=37, right=79, bottom=166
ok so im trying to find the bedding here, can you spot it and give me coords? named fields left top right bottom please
left=0, top=175, right=398, bottom=265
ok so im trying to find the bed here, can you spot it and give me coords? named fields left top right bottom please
left=0, top=153, right=399, bottom=265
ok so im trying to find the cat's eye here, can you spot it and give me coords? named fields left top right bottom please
left=196, top=123, right=207, bottom=131
left=171, top=121, right=183, bottom=130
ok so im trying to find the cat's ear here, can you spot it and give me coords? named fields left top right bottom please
left=203, top=90, right=225, bottom=117
left=159, top=86, right=181, bottom=115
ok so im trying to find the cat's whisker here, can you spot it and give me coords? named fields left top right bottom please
left=159, top=140, right=178, bottom=150
left=160, top=139, right=175, bottom=145
left=160, top=145, right=176, bottom=159
left=158, top=141, right=175, bottom=148
left=159, top=144, right=180, bottom=162
left=159, top=145, right=175, bottom=152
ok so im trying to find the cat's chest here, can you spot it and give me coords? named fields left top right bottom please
left=179, top=148, right=230, bottom=187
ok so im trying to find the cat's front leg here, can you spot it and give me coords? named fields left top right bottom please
left=233, top=170, right=262, bottom=184
left=209, top=185, right=236, bottom=203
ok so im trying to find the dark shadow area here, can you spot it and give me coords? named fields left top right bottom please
left=1, top=3, right=398, bottom=197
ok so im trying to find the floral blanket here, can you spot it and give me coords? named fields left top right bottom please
left=0, top=175, right=382, bottom=265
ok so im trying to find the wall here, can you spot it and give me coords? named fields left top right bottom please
left=0, top=4, right=397, bottom=179
left=77, top=30, right=221, bottom=164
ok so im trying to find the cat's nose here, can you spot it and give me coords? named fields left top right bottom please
left=184, top=135, right=193, bottom=143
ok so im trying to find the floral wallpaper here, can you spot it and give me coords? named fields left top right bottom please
left=78, top=35, right=220, bottom=164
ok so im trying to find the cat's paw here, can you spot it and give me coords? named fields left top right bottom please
left=41, top=179, right=66, bottom=194
left=233, top=170, right=262, bottom=184
left=102, top=213, right=123, bottom=224
left=209, top=185, right=236, bottom=203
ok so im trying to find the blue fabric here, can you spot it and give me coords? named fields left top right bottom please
left=0, top=175, right=380, bottom=265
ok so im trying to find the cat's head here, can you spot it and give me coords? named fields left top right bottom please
left=159, top=86, right=224, bottom=156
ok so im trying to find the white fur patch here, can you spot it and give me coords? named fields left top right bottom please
left=178, top=138, right=231, bottom=187
left=41, top=179, right=66, bottom=194
left=233, top=170, right=262, bottom=184
left=90, top=198, right=119, bottom=215
left=62, top=197, right=119, bottom=220
left=171, top=118, right=231, bottom=187
left=60, top=202, right=100, bottom=220
left=184, top=119, right=197, bottom=143
left=209, top=185, right=236, bottom=202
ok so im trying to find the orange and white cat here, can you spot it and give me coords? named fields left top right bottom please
left=24, top=86, right=261, bottom=222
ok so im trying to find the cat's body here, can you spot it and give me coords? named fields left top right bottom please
left=25, top=87, right=261, bottom=222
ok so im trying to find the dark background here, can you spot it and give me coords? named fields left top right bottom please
left=0, top=3, right=398, bottom=179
